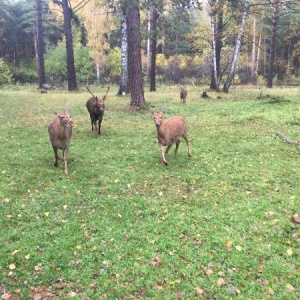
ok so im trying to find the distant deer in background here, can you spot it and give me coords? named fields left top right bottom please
left=151, top=109, right=191, bottom=165
left=180, top=87, right=187, bottom=104
left=86, top=86, right=110, bottom=138
left=48, top=108, right=74, bottom=175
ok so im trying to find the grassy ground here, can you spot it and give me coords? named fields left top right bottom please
left=0, top=85, right=300, bottom=299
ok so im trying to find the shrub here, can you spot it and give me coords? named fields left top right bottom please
left=0, top=59, right=13, bottom=85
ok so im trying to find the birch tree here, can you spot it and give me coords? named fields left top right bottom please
left=209, top=0, right=219, bottom=91
left=223, top=0, right=250, bottom=92
left=118, top=9, right=129, bottom=95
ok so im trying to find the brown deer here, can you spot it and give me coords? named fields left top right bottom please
left=180, top=87, right=187, bottom=104
left=48, top=108, right=74, bottom=175
left=151, top=109, right=191, bottom=165
left=86, top=86, right=110, bottom=138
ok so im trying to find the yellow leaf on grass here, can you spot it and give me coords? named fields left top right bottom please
left=12, top=250, right=20, bottom=255
left=286, top=283, right=295, bottom=292
left=25, top=255, right=30, bottom=260
left=75, top=245, right=82, bottom=250
left=268, top=287, right=274, bottom=295
left=287, top=248, right=293, bottom=256
left=44, top=212, right=49, bottom=217
left=235, top=245, right=242, bottom=251
left=226, top=240, right=233, bottom=248
left=9, top=263, right=16, bottom=270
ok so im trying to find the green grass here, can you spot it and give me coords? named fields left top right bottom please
left=1, top=85, right=300, bottom=299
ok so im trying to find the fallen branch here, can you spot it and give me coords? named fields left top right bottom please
left=275, top=131, right=300, bottom=145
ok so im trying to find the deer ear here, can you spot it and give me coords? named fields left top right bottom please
left=52, top=109, right=59, bottom=116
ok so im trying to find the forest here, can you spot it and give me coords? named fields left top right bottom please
left=0, top=0, right=300, bottom=99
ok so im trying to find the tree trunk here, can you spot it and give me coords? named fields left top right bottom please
left=267, top=0, right=280, bottom=88
left=223, top=0, right=250, bottom=93
left=118, top=10, right=129, bottom=95
left=209, top=0, right=222, bottom=91
left=36, top=0, right=46, bottom=88
left=146, top=10, right=151, bottom=82
left=254, top=26, right=262, bottom=83
left=126, top=0, right=145, bottom=106
left=61, top=0, right=78, bottom=91
left=250, top=16, right=256, bottom=84
left=150, top=7, right=158, bottom=92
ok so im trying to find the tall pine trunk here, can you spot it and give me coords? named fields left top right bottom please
left=36, top=0, right=46, bottom=88
left=126, top=0, right=145, bottom=106
left=267, top=0, right=280, bottom=88
left=223, top=0, right=250, bottom=93
left=150, top=7, right=158, bottom=92
left=61, top=0, right=77, bottom=91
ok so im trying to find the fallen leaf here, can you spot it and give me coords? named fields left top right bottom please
left=260, top=280, right=269, bottom=285
left=226, top=240, right=233, bottom=248
left=12, top=250, right=20, bottom=255
left=268, top=287, right=274, bottom=295
left=235, top=245, right=242, bottom=251
left=44, top=212, right=49, bottom=217
left=9, top=263, right=16, bottom=270
left=217, top=278, right=226, bottom=286
left=149, top=256, right=161, bottom=266
left=1, top=292, right=12, bottom=300
left=34, top=264, right=42, bottom=271
left=174, top=290, right=184, bottom=298
left=287, top=248, right=293, bottom=256
left=204, top=269, right=213, bottom=276
left=286, top=283, right=295, bottom=292
left=195, top=287, right=204, bottom=295
left=67, top=291, right=77, bottom=297
left=290, top=215, right=300, bottom=224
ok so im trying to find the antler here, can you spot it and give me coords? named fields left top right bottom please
left=103, top=86, right=110, bottom=101
left=86, top=85, right=96, bottom=99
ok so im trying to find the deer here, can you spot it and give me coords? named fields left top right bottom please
left=180, top=87, right=187, bottom=104
left=48, top=108, right=74, bottom=175
left=151, top=109, right=191, bottom=165
left=86, top=86, right=110, bottom=138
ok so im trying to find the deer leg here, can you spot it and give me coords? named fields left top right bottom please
left=182, top=134, right=191, bottom=157
left=95, top=121, right=99, bottom=138
left=62, top=148, right=69, bottom=175
left=158, top=143, right=168, bottom=165
left=53, top=146, right=58, bottom=167
left=174, top=140, right=180, bottom=157
left=90, top=117, right=94, bottom=131
left=165, top=143, right=172, bottom=155
left=98, top=119, right=102, bottom=136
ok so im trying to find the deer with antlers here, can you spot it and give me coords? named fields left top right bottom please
left=86, top=86, right=110, bottom=138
